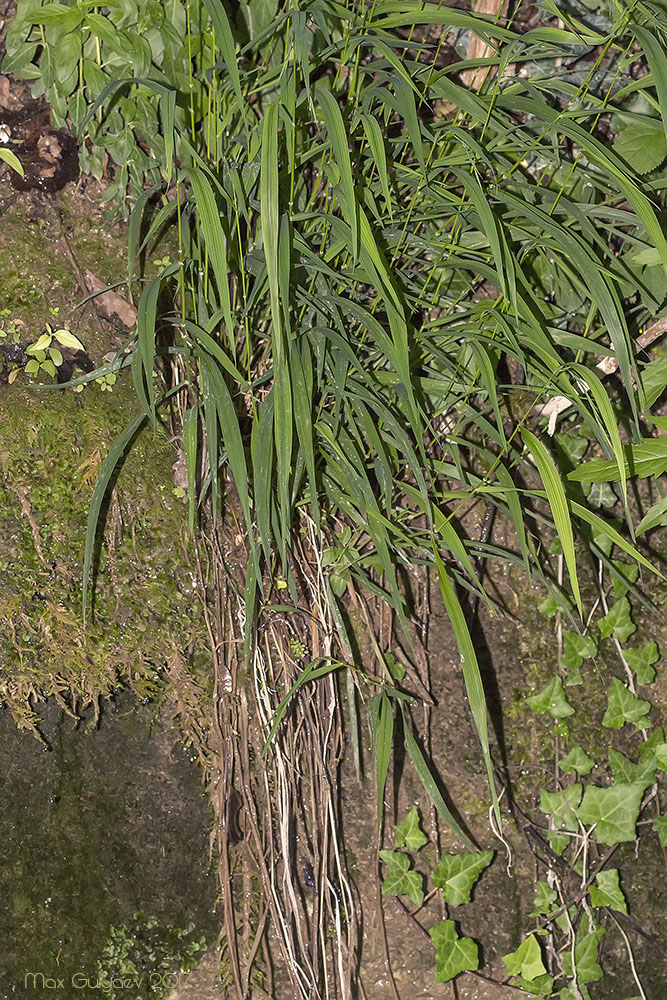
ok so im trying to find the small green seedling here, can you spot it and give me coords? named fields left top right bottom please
left=23, top=325, right=85, bottom=381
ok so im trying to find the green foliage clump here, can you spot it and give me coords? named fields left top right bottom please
left=96, top=911, right=207, bottom=999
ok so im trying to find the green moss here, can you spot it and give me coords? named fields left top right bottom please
left=0, top=374, right=210, bottom=739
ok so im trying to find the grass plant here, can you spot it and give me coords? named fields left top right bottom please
left=6, top=0, right=667, bottom=995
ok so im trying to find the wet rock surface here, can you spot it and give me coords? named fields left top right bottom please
left=0, top=696, right=218, bottom=1000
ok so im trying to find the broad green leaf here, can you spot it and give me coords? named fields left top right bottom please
left=613, top=119, right=667, bottom=174
left=379, top=850, right=424, bottom=907
left=523, top=428, right=581, bottom=615
left=570, top=439, right=667, bottom=483
left=588, top=869, right=627, bottom=913
left=576, top=782, right=645, bottom=844
left=430, top=920, right=479, bottom=983
left=432, top=851, right=494, bottom=906
left=539, top=785, right=583, bottom=831
left=653, top=815, right=667, bottom=846
left=598, top=597, right=636, bottom=642
left=502, top=935, right=547, bottom=981
left=623, top=641, right=659, bottom=685
left=0, top=146, right=24, bottom=176
left=560, top=745, right=595, bottom=776
left=526, top=676, right=574, bottom=719
left=52, top=327, right=84, bottom=350
left=637, top=494, right=667, bottom=536
left=26, top=333, right=52, bottom=353
left=640, top=356, right=667, bottom=410
left=394, top=808, right=427, bottom=852
left=602, top=677, right=651, bottom=730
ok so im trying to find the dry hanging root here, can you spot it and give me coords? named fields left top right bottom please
left=193, top=519, right=357, bottom=1000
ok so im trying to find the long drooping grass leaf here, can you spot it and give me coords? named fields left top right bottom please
left=434, top=547, right=501, bottom=831
left=372, top=691, right=394, bottom=827
left=261, top=102, right=293, bottom=556
left=401, top=707, right=473, bottom=848
left=83, top=413, right=147, bottom=624
left=261, top=657, right=343, bottom=755
left=521, top=428, right=582, bottom=618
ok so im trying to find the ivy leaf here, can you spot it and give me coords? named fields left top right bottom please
left=586, top=481, right=617, bottom=508
left=613, top=118, right=667, bottom=174
left=538, top=593, right=560, bottom=618
left=547, top=832, right=570, bottom=855
left=555, top=432, right=588, bottom=465
left=639, top=728, right=667, bottom=769
left=598, top=598, right=636, bottom=642
left=394, top=808, right=427, bottom=852
left=503, top=934, right=547, bottom=981
left=530, top=881, right=557, bottom=916
left=561, top=631, right=597, bottom=671
left=588, top=869, right=628, bottom=914
left=623, top=641, right=659, bottom=685
left=560, top=745, right=595, bottom=776
left=611, top=560, right=639, bottom=598
left=602, top=677, right=651, bottom=730
left=379, top=851, right=424, bottom=907
left=608, top=749, right=656, bottom=790
left=539, top=785, right=582, bottom=831
left=653, top=815, right=667, bottom=847
left=432, top=850, right=494, bottom=906
left=561, top=918, right=605, bottom=984
left=576, top=782, right=645, bottom=844
left=430, top=920, right=478, bottom=982
left=526, top=676, right=574, bottom=718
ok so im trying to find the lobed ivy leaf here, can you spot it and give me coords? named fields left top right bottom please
left=379, top=850, right=424, bottom=907
left=560, top=745, right=595, bottom=776
left=429, top=920, right=478, bottom=982
left=608, top=749, right=656, bottom=790
left=526, top=676, right=574, bottom=718
left=530, top=880, right=557, bottom=916
left=586, top=481, right=617, bottom=508
left=576, top=782, right=645, bottom=844
left=432, top=850, right=494, bottom=906
left=394, top=807, right=427, bottom=852
left=611, top=560, right=639, bottom=598
left=539, top=785, right=582, bottom=831
left=502, top=934, right=547, bottom=981
left=547, top=831, right=570, bottom=855
left=623, top=641, right=659, bottom=685
left=602, top=677, right=651, bottom=730
left=588, top=868, right=628, bottom=913
left=637, top=729, right=667, bottom=772
left=561, top=631, right=597, bottom=672
left=598, top=597, right=636, bottom=642
left=561, top=918, right=605, bottom=984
